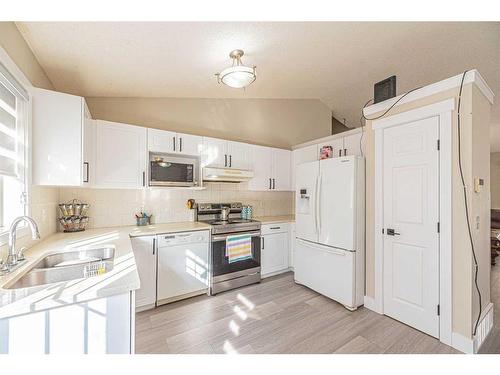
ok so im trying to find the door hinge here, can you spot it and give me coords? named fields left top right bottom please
left=437, top=139, right=440, bottom=150
left=437, top=222, right=440, bottom=233
left=437, top=304, right=440, bottom=316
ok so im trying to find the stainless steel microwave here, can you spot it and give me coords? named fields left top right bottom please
left=149, top=152, right=200, bottom=187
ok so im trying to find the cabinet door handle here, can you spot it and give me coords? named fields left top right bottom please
left=272, top=178, right=275, bottom=190
left=83, top=162, right=89, bottom=183
left=338, top=149, right=342, bottom=157
left=229, top=155, right=232, bottom=167
left=270, top=226, right=281, bottom=230
left=173, top=136, right=176, bottom=151
left=269, top=178, right=272, bottom=189
left=179, top=137, right=183, bottom=152
left=344, top=148, right=347, bottom=156
left=225, top=154, right=228, bottom=167
left=142, top=171, right=146, bottom=187
left=153, top=238, right=156, bottom=255
left=261, top=236, right=265, bottom=249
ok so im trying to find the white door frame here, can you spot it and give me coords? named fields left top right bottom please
left=372, top=98, right=454, bottom=346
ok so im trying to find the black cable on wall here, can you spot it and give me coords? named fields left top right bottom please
left=456, top=70, right=482, bottom=336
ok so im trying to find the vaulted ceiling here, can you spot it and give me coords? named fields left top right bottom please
left=17, top=22, right=500, bottom=130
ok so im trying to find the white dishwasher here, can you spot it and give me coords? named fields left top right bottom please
left=157, top=230, right=210, bottom=306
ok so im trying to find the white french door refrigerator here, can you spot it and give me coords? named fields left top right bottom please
left=294, top=155, right=365, bottom=310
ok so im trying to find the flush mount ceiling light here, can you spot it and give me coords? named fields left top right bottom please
left=215, top=49, right=256, bottom=89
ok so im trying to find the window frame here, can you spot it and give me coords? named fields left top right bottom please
left=0, top=45, right=33, bottom=247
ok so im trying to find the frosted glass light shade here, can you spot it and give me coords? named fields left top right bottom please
left=219, top=66, right=256, bottom=88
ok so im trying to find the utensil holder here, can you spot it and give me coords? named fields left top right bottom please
left=136, top=217, right=150, bottom=226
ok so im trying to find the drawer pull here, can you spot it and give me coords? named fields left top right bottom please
left=270, top=227, right=281, bottom=230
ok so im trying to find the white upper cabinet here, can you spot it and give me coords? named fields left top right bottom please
left=177, top=133, right=203, bottom=156
left=248, top=145, right=273, bottom=191
left=201, top=137, right=227, bottom=168
left=32, top=88, right=89, bottom=186
left=94, top=120, right=147, bottom=188
left=273, top=148, right=291, bottom=191
left=201, top=137, right=249, bottom=169
left=343, top=131, right=365, bottom=156
left=249, top=145, right=292, bottom=191
left=82, top=115, right=95, bottom=186
left=148, top=128, right=176, bottom=153
left=293, top=144, right=317, bottom=165
left=226, top=141, right=250, bottom=170
left=147, top=128, right=202, bottom=156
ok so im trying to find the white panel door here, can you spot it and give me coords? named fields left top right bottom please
left=261, top=232, right=289, bottom=277
left=131, top=236, right=157, bottom=309
left=95, top=120, right=147, bottom=188
left=248, top=145, right=273, bottom=191
left=177, top=133, right=202, bottom=156
left=157, top=242, right=209, bottom=301
left=147, top=128, right=176, bottom=153
left=295, top=160, right=319, bottom=243
left=273, top=148, right=292, bottom=191
left=343, top=132, right=364, bottom=156
left=382, top=116, right=439, bottom=338
left=227, top=141, right=250, bottom=169
left=318, top=156, right=356, bottom=250
left=201, top=137, right=227, bottom=168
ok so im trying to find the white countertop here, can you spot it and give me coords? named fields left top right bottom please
left=255, top=215, right=295, bottom=224
left=0, top=221, right=212, bottom=319
left=0, top=218, right=291, bottom=319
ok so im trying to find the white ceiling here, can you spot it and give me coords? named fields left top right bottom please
left=17, top=22, right=500, bottom=130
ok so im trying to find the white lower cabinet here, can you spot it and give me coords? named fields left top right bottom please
left=156, top=231, right=210, bottom=305
left=261, top=223, right=290, bottom=277
left=131, top=236, right=157, bottom=310
left=0, top=292, right=134, bottom=354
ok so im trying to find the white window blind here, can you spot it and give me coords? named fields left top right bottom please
left=0, top=62, right=28, bottom=179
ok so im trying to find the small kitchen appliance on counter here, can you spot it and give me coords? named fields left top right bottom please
left=195, top=202, right=261, bottom=295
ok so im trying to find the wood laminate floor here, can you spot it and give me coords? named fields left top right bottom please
left=135, top=272, right=459, bottom=354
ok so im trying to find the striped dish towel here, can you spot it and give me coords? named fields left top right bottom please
left=225, top=234, right=252, bottom=263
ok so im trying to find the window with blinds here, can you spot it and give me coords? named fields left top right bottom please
left=0, top=62, right=29, bottom=231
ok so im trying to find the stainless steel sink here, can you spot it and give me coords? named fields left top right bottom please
left=5, top=247, right=115, bottom=289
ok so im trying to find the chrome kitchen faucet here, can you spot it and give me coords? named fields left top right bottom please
left=0, top=216, right=41, bottom=274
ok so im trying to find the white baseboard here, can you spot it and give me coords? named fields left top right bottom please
left=363, top=296, right=382, bottom=314
left=452, top=332, right=474, bottom=354
left=451, top=303, right=494, bottom=354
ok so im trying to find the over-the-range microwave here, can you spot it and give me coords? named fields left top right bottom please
left=149, top=152, right=200, bottom=187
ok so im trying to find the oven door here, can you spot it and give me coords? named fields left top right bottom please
left=211, top=230, right=261, bottom=279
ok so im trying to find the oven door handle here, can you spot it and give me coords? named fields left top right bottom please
left=212, top=231, right=261, bottom=242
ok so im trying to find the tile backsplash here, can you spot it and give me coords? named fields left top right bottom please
left=59, top=182, right=294, bottom=230
left=0, top=186, right=58, bottom=260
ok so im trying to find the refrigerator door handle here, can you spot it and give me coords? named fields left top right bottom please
left=317, top=174, right=322, bottom=233
left=296, top=239, right=346, bottom=256
left=314, top=173, right=320, bottom=235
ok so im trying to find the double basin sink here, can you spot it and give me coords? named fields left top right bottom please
left=5, top=247, right=115, bottom=290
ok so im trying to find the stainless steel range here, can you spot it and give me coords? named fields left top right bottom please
left=196, top=202, right=261, bottom=295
